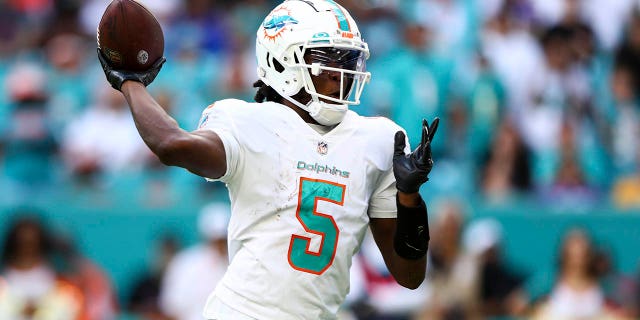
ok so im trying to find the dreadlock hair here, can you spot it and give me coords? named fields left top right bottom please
left=253, top=80, right=283, bottom=103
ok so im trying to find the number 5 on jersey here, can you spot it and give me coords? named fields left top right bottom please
left=288, top=178, right=345, bottom=275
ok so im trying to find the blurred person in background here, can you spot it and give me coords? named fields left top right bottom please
left=160, top=203, right=230, bottom=320
left=479, top=119, right=532, bottom=204
left=416, top=200, right=480, bottom=320
left=465, top=52, right=506, bottom=161
left=555, top=0, right=611, bottom=144
left=0, top=213, right=86, bottom=320
left=126, top=233, right=180, bottom=320
left=521, top=26, right=593, bottom=184
left=43, top=33, right=93, bottom=136
left=463, top=218, right=528, bottom=318
left=540, top=121, right=601, bottom=211
left=609, top=64, right=640, bottom=209
left=481, top=0, right=542, bottom=123
left=53, top=231, right=118, bottom=320
left=530, top=228, right=629, bottom=320
left=1, top=63, right=59, bottom=202
left=61, top=84, right=154, bottom=184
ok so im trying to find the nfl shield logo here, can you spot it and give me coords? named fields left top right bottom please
left=317, top=141, right=328, bottom=155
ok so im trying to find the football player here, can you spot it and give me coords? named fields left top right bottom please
left=98, top=1, right=439, bottom=319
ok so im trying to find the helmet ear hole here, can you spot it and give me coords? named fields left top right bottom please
left=273, top=59, right=285, bottom=73
left=266, top=53, right=272, bottom=68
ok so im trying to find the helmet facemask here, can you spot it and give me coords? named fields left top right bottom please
left=280, top=45, right=370, bottom=125
left=300, top=46, right=369, bottom=105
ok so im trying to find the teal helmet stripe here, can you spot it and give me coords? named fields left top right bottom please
left=325, top=0, right=351, bottom=32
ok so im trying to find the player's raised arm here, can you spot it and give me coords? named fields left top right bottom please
left=370, top=118, right=439, bottom=289
left=97, top=51, right=227, bottom=179
left=95, top=0, right=226, bottom=180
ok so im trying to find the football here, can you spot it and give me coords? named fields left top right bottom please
left=97, top=0, right=164, bottom=71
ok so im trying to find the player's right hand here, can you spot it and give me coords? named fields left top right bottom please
left=393, top=118, right=439, bottom=194
left=97, top=48, right=166, bottom=91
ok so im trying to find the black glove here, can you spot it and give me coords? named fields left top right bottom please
left=393, top=118, right=439, bottom=193
left=97, top=48, right=165, bottom=91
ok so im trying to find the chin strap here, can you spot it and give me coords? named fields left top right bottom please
left=306, top=101, right=347, bottom=126
left=282, top=95, right=347, bottom=126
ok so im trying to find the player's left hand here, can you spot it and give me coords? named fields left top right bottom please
left=393, top=118, right=439, bottom=194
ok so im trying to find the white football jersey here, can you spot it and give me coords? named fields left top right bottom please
left=199, top=99, right=408, bottom=320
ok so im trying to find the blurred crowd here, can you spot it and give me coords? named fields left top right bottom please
left=2, top=0, right=640, bottom=211
left=0, top=203, right=638, bottom=320
left=1, top=0, right=640, bottom=319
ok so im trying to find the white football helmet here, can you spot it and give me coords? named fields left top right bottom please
left=256, top=0, right=371, bottom=126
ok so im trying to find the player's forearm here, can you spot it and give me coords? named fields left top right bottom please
left=120, top=81, right=227, bottom=178
left=392, top=192, right=429, bottom=288
left=121, top=81, right=186, bottom=156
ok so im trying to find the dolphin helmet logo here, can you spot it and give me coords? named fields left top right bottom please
left=262, top=6, right=298, bottom=41
left=263, top=15, right=299, bottom=30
